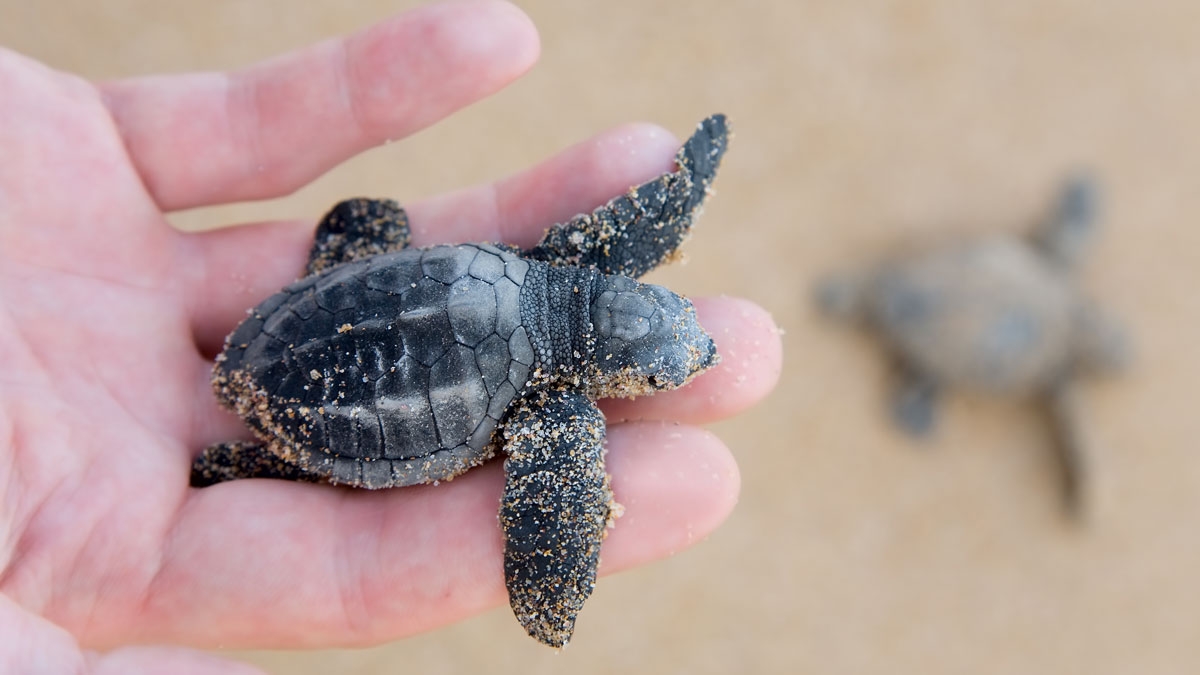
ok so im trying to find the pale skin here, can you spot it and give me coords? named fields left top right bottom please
left=0, top=1, right=782, bottom=672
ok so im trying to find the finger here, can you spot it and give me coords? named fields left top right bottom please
left=178, top=218, right=313, bottom=358
left=99, top=0, right=539, bottom=211
left=177, top=122, right=681, bottom=354
left=601, top=297, right=783, bottom=424
left=136, top=423, right=737, bottom=649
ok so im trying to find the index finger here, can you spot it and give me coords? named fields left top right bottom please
left=98, top=0, right=539, bottom=211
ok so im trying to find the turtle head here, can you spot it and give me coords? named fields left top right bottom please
left=588, top=277, right=717, bottom=396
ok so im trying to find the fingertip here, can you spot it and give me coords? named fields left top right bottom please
left=601, top=423, right=740, bottom=573
left=368, top=0, right=541, bottom=97
left=471, top=0, right=542, bottom=78
left=451, top=0, right=542, bottom=69
left=331, top=0, right=541, bottom=144
left=586, top=122, right=681, bottom=180
left=694, top=296, right=784, bottom=414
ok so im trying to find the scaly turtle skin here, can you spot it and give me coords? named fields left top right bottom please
left=818, top=176, right=1127, bottom=515
left=191, top=115, right=729, bottom=647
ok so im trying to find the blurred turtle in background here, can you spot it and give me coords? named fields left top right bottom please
left=818, top=176, right=1128, bottom=516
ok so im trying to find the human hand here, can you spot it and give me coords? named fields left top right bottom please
left=0, top=1, right=781, bottom=672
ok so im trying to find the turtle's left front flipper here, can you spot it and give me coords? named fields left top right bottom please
left=525, top=114, right=729, bottom=279
left=500, top=389, right=615, bottom=648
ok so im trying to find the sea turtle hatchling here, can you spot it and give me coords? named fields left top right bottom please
left=817, top=176, right=1128, bottom=515
left=190, top=115, right=729, bottom=647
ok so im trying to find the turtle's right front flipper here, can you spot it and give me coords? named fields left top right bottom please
left=500, top=389, right=615, bottom=648
left=525, top=114, right=729, bottom=279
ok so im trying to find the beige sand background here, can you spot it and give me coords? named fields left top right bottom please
left=4, top=1, right=1200, bottom=672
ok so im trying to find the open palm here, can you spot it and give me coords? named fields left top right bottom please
left=0, top=2, right=780, bottom=672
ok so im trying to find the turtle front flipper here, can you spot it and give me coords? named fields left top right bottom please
left=1032, top=173, right=1099, bottom=271
left=306, top=198, right=412, bottom=275
left=190, top=441, right=323, bottom=487
left=525, top=114, right=729, bottom=279
left=500, top=389, right=615, bottom=648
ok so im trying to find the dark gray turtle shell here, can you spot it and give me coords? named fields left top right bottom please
left=866, top=236, right=1078, bottom=394
left=217, top=243, right=537, bottom=487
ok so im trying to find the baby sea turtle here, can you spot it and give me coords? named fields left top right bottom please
left=818, top=176, right=1127, bottom=515
left=191, top=115, right=729, bottom=647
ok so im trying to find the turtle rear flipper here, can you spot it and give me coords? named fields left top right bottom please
left=306, top=198, right=412, bottom=275
left=891, top=367, right=940, bottom=436
left=1044, top=382, right=1089, bottom=519
left=525, top=114, right=729, bottom=279
left=500, top=389, right=614, bottom=648
left=190, top=440, right=322, bottom=486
